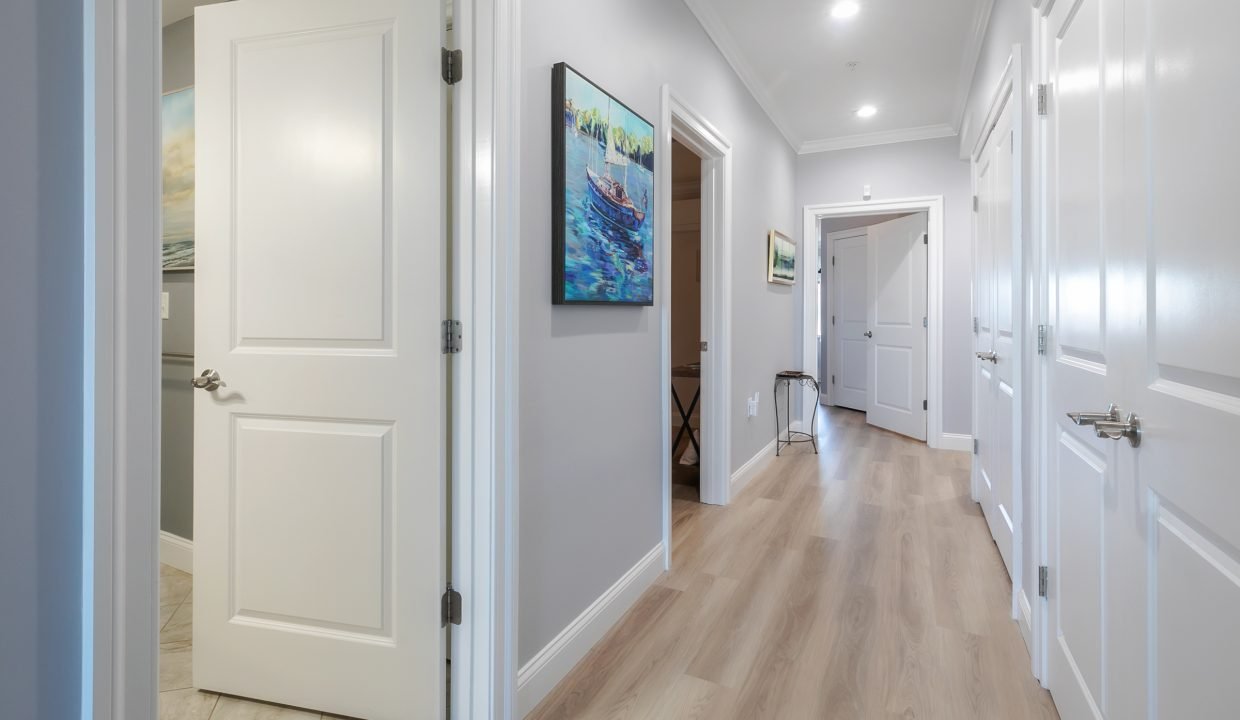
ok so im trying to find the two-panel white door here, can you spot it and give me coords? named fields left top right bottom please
left=1044, top=0, right=1240, bottom=717
left=974, top=98, right=1017, bottom=577
left=866, top=213, right=928, bottom=441
left=193, top=1, right=445, bottom=718
left=830, top=229, right=868, bottom=412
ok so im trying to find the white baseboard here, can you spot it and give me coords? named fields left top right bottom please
left=1017, top=589, right=1034, bottom=656
left=517, top=543, right=664, bottom=717
left=159, top=531, right=193, bottom=575
left=938, top=432, right=973, bottom=453
left=730, top=421, right=801, bottom=498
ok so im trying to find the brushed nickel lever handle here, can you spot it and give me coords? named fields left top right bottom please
left=863, top=331, right=873, bottom=339
left=191, top=369, right=221, bottom=391
left=1067, top=404, right=1119, bottom=426
left=976, top=351, right=998, bottom=363
left=1094, top=413, right=1142, bottom=448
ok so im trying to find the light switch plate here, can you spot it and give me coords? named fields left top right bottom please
left=161, top=292, right=170, bottom=320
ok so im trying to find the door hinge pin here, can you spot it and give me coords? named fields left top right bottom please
left=1037, top=83, right=1050, bottom=116
left=973, top=438, right=979, bottom=455
left=923, top=399, right=928, bottom=411
left=1038, top=566, right=1049, bottom=597
left=1037, top=324, right=1048, bottom=355
left=973, top=195, right=979, bottom=212
left=442, top=48, right=463, bottom=85
left=831, top=374, right=836, bottom=385
left=973, top=316, right=979, bottom=334
left=443, top=319, right=463, bottom=354
left=442, top=583, right=463, bottom=626
left=923, top=233, right=928, bottom=245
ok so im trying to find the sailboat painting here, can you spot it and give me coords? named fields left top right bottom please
left=553, top=63, right=655, bottom=305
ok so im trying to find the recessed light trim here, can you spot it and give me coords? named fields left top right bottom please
left=856, top=104, right=878, bottom=118
left=831, top=1, right=860, bottom=20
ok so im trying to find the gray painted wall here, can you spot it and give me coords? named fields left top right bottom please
left=796, top=136, right=973, bottom=436
left=960, top=0, right=1038, bottom=609
left=0, top=0, right=84, bottom=715
left=162, top=16, right=196, bottom=540
left=519, top=0, right=798, bottom=664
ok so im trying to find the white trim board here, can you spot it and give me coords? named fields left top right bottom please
left=799, top=124, right=958, bottom=155
left=516, top=544, right=665, bottom=717
left=729, top=420, right=804, bottom=498
left=159, top=532, right=193, bottom=575
left=801, top=197, right=950, bottom=450
left=659, top=85, right=735, bottom=567
left=940, top=433, right=975, bottom=453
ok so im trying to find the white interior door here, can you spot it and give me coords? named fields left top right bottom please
left=1044, top=0, right=1120, bottom=716
left=193, top=1, right=445, bottom=717
left=1108, top=0, right=1240, bottom=717
left=973, top=98, right=1016, bottom=576
left=865, top=213, right=928, bottom=441
left=830, top=229, right=868, bottom=412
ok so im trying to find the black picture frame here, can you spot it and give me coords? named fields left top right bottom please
left=552, top=62, right=656, bottom=306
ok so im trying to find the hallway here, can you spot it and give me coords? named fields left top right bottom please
left=528, top=407, right=1058, bottom=719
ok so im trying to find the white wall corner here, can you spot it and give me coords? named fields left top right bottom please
left=516, top=543, right=665, bottom=717
left=938, top=432, right=974, bottom=453
left=681, top=0, right=801, bottom=151
left=159, top=531, right=194, bottom=575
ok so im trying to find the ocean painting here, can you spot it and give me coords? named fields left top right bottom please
left=768, top=230, right=796, bottom=285
left=162, top=87, right=195, bottom=270
left=552, top=63, right=655, bottom=305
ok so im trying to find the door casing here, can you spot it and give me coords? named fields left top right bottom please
left=85, top=0, right=520, bottom=716
left=800, top=197, right=955, bottom=450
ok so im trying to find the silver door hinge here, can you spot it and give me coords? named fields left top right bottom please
left=1037, top=84, right=1050, bottom=116
left=831, top=375, right=836, bottom=385
left=443, top=319, right=463, bottom=354
left=973, top=316, right=979, bottom=334
left=832, top=255, right=836, bottom=267
left=1038, top=566, right=1049, bottom=597
left=832, top=315, right=836, bottom=326
left=923, top=399, right=928, bottom=411
left=973, top=195, right=979, bottom=212
left=973, top=438, right=979, bottom=455
left=1037, top=324, right=1048, bottom=355
left=700, top=341, right=708, bottom=352
left=923, top=316, right=927, bottom=329
left=442, top=583, right=462, bottom=626
left=923, top=233, right=928, bottom=245
left=442, top=48, right=463, bottom=85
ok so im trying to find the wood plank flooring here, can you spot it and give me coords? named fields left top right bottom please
left=527, top=407, right=1059, bottom=719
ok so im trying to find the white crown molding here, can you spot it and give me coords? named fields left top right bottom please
left=682, top=0, right=802, bottom=151
left=798, top=124, right=958, bottom=155
left=952, top=0, right=997, bottom=132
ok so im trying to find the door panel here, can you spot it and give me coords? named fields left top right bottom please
left=865, top=213, right=927, bottom=440
left=973, top=96, right=1016, bottom=575
left=1112, top=0, right=1240, bottom=717
left=832, top=232, right=868, bottom=412
left=194, top=1, right=444, bottom=717
left=1045, top=0, right=1115, bottom=715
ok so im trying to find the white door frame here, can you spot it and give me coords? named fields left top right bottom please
left=821, top=226, right=868, bottom=410
left=800, top=197, right=949, bottom=449
left=85, top=0, right=520, bottom=717
left=659, top=86, right=733, bottom=565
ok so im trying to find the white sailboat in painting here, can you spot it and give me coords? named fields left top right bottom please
left=586, top=97, right=647, bottom=231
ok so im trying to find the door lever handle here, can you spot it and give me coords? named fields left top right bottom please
left=1094, top=413, right=1142, bottom=448
left=863, top=331, right=873, bottom=339
left=191, top=369, right=221, bottom=392
left=1067, top=404, right=1119, bottom=427
left=976, top=351, right=998, bottom=363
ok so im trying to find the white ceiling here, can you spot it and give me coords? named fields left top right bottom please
left=163, top=0, right=230, bottom=26
left=684, top=0, right=993, bottom=154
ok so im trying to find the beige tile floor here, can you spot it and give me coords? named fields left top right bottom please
left=158, top=565, right=352, bottom=720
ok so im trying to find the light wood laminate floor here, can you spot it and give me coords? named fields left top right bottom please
left=528, top=406, right=1060, bottom=719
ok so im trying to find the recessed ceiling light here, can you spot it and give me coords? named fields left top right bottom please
left=831, top=1, right=860, bottom=20
left=856, top=104, right=878, bottom=118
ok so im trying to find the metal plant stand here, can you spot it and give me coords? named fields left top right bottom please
left=774, top=371, right=820, bottom=456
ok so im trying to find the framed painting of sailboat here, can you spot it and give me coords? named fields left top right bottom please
left=552, top=62, right=655, bottom=305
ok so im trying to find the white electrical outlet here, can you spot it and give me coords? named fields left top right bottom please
left=161, top=292, right=170, bottom=320
left=747, top=393, right=759, bottom=417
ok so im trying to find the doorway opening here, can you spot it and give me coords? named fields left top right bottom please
left=801, top=196, right=951, bottom=449
left=658, top=86, right=733, bottom=571
left=669, top=140, right=703, bottom=504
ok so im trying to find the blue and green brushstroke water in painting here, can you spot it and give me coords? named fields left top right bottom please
left=562, top=68, right=654, bottom=303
